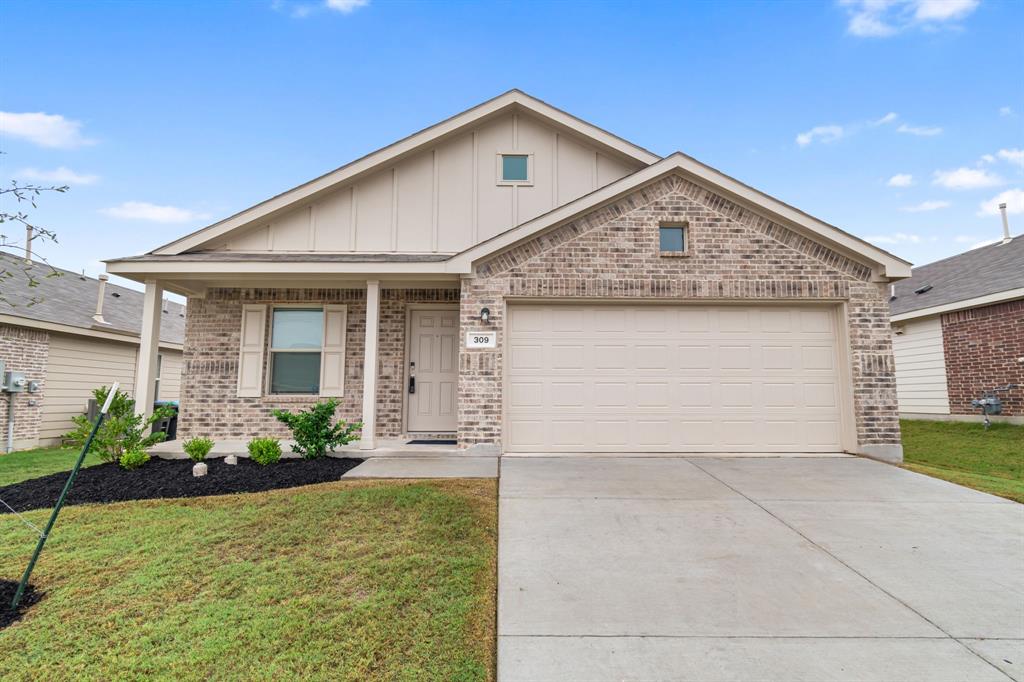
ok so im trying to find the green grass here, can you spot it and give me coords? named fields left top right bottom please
left=0, top=479, right=497, bottom=681
left=0, top=447, right=102, bottom=487
left=901, top=419, right=1024, bottom=503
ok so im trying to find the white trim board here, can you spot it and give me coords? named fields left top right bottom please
left=890, top=287, right=1024, bottom=322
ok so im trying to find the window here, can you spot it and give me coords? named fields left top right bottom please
left=269, top=308, right=323, bottom=394
left=497, top=153, right=532, bottom=184
left=659, top=224, right=687, bottom=254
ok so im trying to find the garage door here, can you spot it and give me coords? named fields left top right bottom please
left=506, top=304, right=846, bottom=453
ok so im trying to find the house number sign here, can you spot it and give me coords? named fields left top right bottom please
left=466, top=331, right=496, bottom=349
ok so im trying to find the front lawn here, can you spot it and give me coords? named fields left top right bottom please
left=0, top=447, right=101, bottom=487
left=901, top=419, right=1024, bottom=503
left=0, top=479, right=497, bottom=680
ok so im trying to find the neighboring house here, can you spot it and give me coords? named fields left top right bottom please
left=106, top=90, right=912, bottom=461
left=890, top=229, right=1023, bottom=423
left=0, top=254, right=185, bottom=449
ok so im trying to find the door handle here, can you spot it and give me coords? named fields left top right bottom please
left=409, top=376, right=415, bottom=394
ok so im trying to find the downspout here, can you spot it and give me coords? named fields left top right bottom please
left=6, top=392, right=14, bottom=453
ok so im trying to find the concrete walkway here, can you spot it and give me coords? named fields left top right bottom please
left=498, top=456, right=1023, bottom=681
left=341, top=456, right=497, bottom=478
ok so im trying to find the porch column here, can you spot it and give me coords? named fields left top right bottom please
left=360, top=280, right=380, bottom=450
left=133, top=279, right=163, bottom=418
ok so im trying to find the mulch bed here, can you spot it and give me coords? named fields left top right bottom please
left=0, top=457, right=364, bottom=514
left=1, top=579, right=42, bottom=629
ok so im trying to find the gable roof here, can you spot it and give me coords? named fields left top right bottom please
left=149, top=90, right=661, bottom=256
left=448, top=152, right=913, bottom=279
left=889, top=235, right=1024, bottom=320
left=1, top=253, right=185, bottom=346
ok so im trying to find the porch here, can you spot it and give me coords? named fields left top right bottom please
left=107, top=262, right=474, bottom=452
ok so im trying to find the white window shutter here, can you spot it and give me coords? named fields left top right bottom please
left=237, top=304, right=267, bottom=398
left=319, top=305, right=347, bottom=397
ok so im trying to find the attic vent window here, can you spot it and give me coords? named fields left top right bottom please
left=659, top=223, right=688, bottom=256
left=497, top=153, right=532, bottom=185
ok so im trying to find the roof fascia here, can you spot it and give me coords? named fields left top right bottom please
left=448, top=152, right=913, bottom=279
left=0, top=314, right=183, bottom=350
left=890, top=287, right=1024, bottom=322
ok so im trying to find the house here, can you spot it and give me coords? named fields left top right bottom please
left=890, top=219, right=1023, bottom=423
left=106, top=90, right=912, bottom=462
left=0, top=254, right=185, bottom=450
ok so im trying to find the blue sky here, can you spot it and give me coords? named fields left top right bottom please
left=1, top=0, right=1022, bottom=296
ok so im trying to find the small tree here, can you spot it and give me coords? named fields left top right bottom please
left=1, top=156, right=67, bottom=307
left=65, top=386, right=175, bottom=466
left=272, top=399, right=361, bottom=459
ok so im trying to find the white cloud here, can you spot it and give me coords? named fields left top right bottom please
left=977, top=188, right=1024, bottom=217
left=0, top=111, right=95, bottom=149
left=100, top=201, right=210, bottom=223
left=901, top=200, right=950, bottom=212
left=865, top=232, right=924, bottom=245
left=325, top=0, right=368, bottom=12
left=873, top=112, right=899, bottom=126
left=897, top=123, right=942, bottom=136
left=996, top=148, right=1024, bottom=169
left=840, top=0, right=980, bottom=38
left=887, top=173, right=914, bottom=187
left=796, top=125, right=845, bottom=147
left=933, top=167, right=1004, bottom=190
left=16, top=166, right=99, bottom=186
left=1000, top=106, right=1014, bottom=117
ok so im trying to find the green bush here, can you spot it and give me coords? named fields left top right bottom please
left=183, top=437, right=215, bottom=463
left=272, top=399, right=361, bottom=459
left=248, top=437, right=282, bottom=466
left=64, top=386, right=174, bottom=468
left=119, top=449, right=150, bottom=471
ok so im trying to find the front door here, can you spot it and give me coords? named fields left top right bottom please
left=407, top=308, right=459, bottom=433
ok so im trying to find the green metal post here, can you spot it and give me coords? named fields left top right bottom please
left=10, top=382, right=118, bottom=610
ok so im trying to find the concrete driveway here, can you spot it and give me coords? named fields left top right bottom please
left=498, top=456, right=1024, bottom=681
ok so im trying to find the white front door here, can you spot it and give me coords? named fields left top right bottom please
left=407, top=308, right=459, bottom=432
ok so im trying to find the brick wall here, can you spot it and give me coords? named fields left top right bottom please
left=941, top=300, right=1024, bottom=416
left=459, top=174, right=902, bottom=453
left=0, top=324, right=49, bottom=450
left=179, top=287, right=458, bottom=441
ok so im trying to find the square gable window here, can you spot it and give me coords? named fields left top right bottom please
left=497, top=153, right=532, bottom=185
left=659, top=223, right=688, bottom=255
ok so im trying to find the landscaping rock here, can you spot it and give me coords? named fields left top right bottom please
left=224, top=455, right=238, bottom=466
left=193, top=462, right=208, bottom=477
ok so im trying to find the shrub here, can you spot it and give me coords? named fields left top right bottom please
left=119, top=449, right=150, bottom=471
left=272, top=399, right=361, bottom=459
left=183, top=437, right=215, bottom=463
left=248, top=437, right=282, bottom=466
left=64, top=386, right=175, bottom=467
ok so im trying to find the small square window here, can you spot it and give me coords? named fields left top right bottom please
left=659, top=225, right=687, bottom=253
left=500, top=154, right=530, bottom=183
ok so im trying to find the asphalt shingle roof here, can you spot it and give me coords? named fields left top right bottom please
left=889, top=235, right=1024, bottom=317
left=1, top=252, right=185, bottom=344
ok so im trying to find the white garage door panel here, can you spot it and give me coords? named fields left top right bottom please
left=507, top=304, right=844, bottom=452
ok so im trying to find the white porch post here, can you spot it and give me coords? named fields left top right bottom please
left=133, top=279, right=163, bottom=418
left=360, top=280, right=380, bottom=450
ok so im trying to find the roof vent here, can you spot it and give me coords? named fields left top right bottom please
left=999, top=202, right=1012, bottom=244
left=92, top=274, right=110, bottom=325
left=889, top=284, right=897, bottom=301
left=111, top=292, right=121, bottom=298
left=914, top=284, right=932, bottom=295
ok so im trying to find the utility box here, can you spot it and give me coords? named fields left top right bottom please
left=3, top=371, right=28, bottom=393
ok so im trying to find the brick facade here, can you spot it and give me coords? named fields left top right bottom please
left=941, top=300, right=1024, bottom=416
left=178, top=287, right=459, bottom=441
left=458, top=174, right=902, bottom=454
left=0, top=324, right=48, bottom=450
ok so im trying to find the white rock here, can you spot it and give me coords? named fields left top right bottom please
left=192, top=462, right=208, bottom=477
left=224, top=455, right=238, bottom=465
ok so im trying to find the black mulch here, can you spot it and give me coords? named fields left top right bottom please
left=0, top=457, right=364, bottom=514
left=1, top=579, right=42, bottom=629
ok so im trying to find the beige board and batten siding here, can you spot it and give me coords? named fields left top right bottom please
left=506, top=303, right=847, bottom=453
left=39, top=332, right=182, bottom=445
left=205, top=112, right=641, bottom=255
left=892, top=316, right=950, bottom=415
